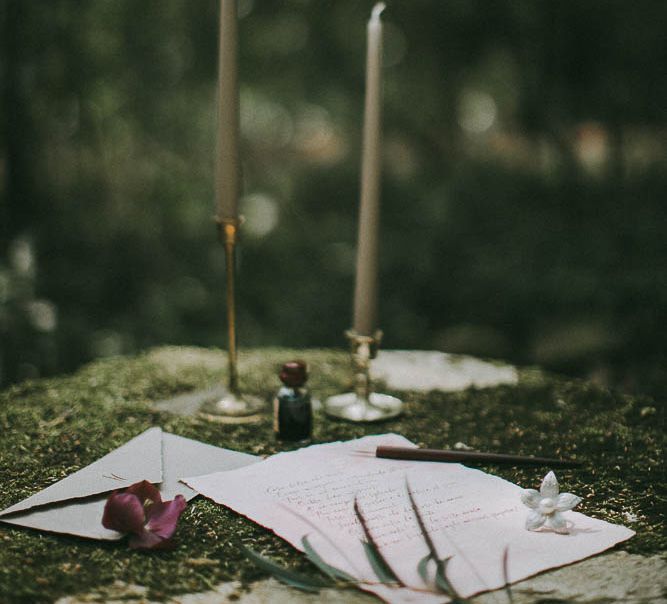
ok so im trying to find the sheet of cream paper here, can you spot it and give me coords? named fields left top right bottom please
left=184, top=434, right=634, bottom=603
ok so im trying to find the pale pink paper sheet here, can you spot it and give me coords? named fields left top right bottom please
left=184, top=434, right=634, bottom=603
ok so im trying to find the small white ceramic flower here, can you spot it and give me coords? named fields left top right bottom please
left=521, top=471, right=582, bottom=534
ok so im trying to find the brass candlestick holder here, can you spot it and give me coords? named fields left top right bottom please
left=200, top=217, right=263, bottom=417
left=324, top=329, right=403, bottom=422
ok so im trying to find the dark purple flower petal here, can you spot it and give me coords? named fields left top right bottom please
left=102, top=493, right=145, bottom=535
left=129, top=529, right=175, bottom=550
left=125, top=480, right=162, bottom=506
left=102, top=481, right=186, bottom=551
left=145, top=495, right=187, bottom=539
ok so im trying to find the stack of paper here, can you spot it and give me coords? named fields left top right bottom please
left=185, top=434, right=634, bottom=603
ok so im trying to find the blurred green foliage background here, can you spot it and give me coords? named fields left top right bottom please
left=1, top=0, right=665, bottom=398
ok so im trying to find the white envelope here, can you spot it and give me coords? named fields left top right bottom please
left=0, top=427, right=258, bottom=540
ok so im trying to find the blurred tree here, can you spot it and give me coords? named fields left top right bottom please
left=0, top=0, right=665, bottom=398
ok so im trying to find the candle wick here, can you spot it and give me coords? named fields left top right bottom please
left=371, top=2, right=386, bottom=21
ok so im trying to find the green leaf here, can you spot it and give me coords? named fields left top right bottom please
left=354, top=497, right=404, bottom=586
left=434, top=557, right=454, bottom=595
left=406, top=480, right=470, bottom=602
left=240, top=545, right=329, bottom=593
left=502, top=545, right=514, bottom=603
left=406, top=481, right=439, bottom=559
left=417, top=552, right=433, bottom=583
left=362, top=540, right=400, bottom=585
left=435, top=557, right=471, bottom=604
left=301, top=536, right=356, bottom=583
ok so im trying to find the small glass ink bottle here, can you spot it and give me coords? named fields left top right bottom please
left=274, top=360, right=312, bottom=443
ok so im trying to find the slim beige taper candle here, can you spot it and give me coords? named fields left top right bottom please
left=215, top=0, right=240, bottom=222
left=353, top=3, right=385, bottom=336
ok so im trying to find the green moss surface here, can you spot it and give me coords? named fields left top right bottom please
left=0, top=346, right=664, bottom=603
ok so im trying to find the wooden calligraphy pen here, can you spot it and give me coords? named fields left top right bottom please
left=373, top=446, right=582, bottom=468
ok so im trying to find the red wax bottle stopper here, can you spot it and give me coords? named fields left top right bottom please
left=279, top=361, right=308, bottom=387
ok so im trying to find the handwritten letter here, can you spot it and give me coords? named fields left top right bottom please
left=184, top=435, right=633, bottom=603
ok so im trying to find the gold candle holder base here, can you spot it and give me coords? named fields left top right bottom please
left=200, top=216, right=265, bottom=418
left=324, top=329, right=403, bottom=422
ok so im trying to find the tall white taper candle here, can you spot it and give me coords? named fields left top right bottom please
left=353, top=3, right=385, bottom=336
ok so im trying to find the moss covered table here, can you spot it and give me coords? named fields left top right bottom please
left=0, top=347, right=664, bottom=604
